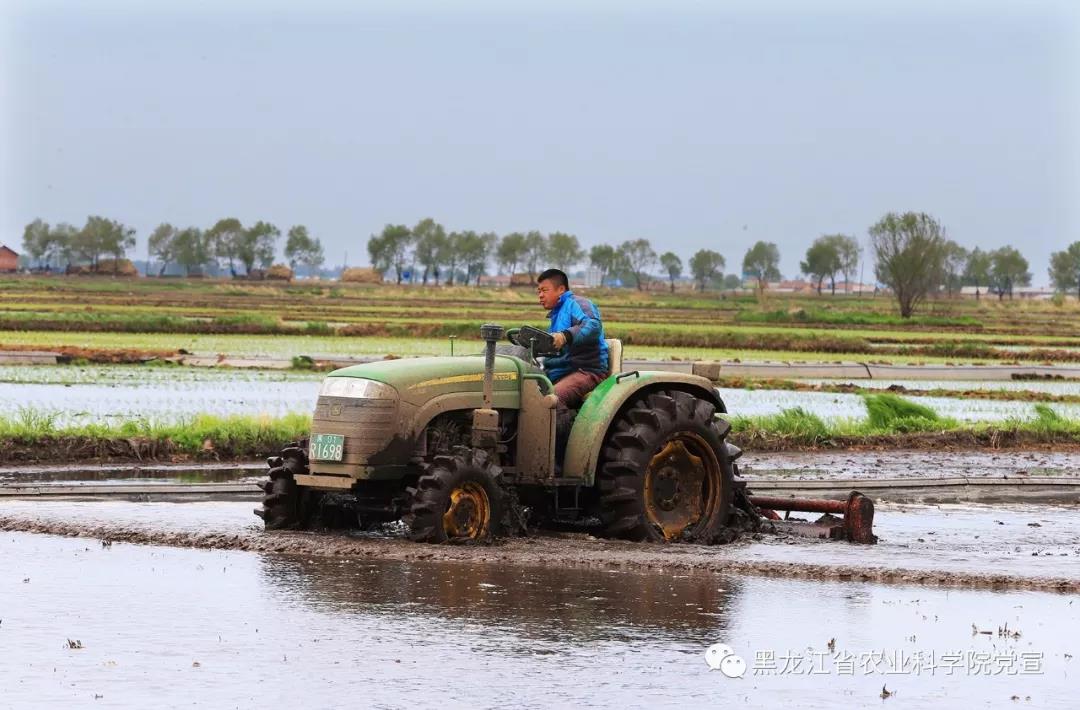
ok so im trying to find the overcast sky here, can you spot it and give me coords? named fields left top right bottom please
left=2, top=0, right=1077, bottom=282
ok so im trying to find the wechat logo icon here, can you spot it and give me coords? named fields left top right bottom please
left=704, top=643, right=747, bottom=678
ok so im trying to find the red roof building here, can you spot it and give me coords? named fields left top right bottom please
left=0, top=245, right=18, bottom=273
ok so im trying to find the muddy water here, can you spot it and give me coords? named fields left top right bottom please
left=1, top=499, right=1078, bottom=588
left=740, top=450, right=1080, bottom=480
left=0, top=462, right=263, bottom=486
left=1, top=532, right=1076, bottom=708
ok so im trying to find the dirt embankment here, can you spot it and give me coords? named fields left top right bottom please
left=0, top=436, right=281, bottom=463
left=1, top=343, right=175, bottom=364
left=0, top=515, right=1075, bottom=594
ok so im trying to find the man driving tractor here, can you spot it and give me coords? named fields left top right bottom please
left=536, top=268, right=609, bottom=408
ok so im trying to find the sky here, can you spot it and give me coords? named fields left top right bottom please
left=2, top=0, right=1078, bottom=283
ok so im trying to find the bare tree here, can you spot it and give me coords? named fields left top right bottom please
left=869, top=212, right=948, bottom=318
left=619, top=239, right=657, bottom=291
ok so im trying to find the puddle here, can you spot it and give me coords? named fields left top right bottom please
left=1, top=532, right=1076, bottom=708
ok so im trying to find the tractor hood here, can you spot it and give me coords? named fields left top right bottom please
left=328, top=355, right=524, bottom=403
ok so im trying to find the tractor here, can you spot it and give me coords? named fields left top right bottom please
left=256, top=324, right=876, bottom=544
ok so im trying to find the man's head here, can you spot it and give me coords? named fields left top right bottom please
left=537, top=268, right=569, bottom=310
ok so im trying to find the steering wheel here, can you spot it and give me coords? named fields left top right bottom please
left=506, top=325, right=558, bottom=357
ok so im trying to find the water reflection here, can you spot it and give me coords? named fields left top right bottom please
left=260, top=555, right=740, bottom=644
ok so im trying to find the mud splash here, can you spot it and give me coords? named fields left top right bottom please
left=1, top=514, right=1076, bottom=594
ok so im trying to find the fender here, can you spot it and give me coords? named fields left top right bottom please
left=562, top=371, right=726, bottom=486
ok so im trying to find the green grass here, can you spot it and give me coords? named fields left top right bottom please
left=0, top=410, right=311, bottom=457
left=5, top=399, right=1079, bottom=460
left=729, top=399, right=1080, bottom=448
left=862, top=392, right=954, bottom=432
left=729, top=407, right=834, bottom=446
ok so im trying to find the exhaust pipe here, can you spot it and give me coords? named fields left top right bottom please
left=473, top=324, right=504, bottom=450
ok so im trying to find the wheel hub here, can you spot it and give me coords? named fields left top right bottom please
left=643, top=436, right=715, bottom=540
left=652, top=468, right=682, bottom=511
left=442, top=482, right=491, bottom=540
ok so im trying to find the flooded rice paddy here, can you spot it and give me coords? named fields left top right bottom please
left=3, top=353, right=1078, bottom=709
left=804, top=378, right=1080, bottom=396
left=717, top=388, right=1080, bottom=422
left=2, top=521, right=1078, bottom=708
left=0, top=365, right=321, bottom=425
left=5, top=364, right=1080, bottom=426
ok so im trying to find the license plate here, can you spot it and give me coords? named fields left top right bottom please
left=310, top=434, right=345, bottom=462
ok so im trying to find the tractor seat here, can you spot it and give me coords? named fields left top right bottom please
left=606, top=338, right=623, bottom=377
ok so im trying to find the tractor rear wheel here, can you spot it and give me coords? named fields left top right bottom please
left=404, top=447, right=505, bottom=544
left=597, top=390, right=734, bottom=542
left=254, top=440, right=320, bottom=530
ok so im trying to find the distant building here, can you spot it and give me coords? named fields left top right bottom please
left=833, top=281, right=876, bottom=294
left=959, top=286, right=1056, bottom=300
left=0, top=245, right=17, bottom=273
left=1010, top=286, right=1056, bottom=300
left=479, top=274, right=512, bottom=287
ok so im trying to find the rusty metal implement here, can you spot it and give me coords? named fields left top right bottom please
left=749, top=491, right=877, bottom=544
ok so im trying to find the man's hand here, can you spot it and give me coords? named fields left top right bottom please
left=551, top=332, right=567, bottom=350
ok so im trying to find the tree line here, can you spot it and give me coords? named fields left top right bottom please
left=20, top=213, right=1080, bottom=318
left=368, top=219, right=747, bottom=292
left=21, top=216, right=325, bottom=276
left=367, top=215, right=1079, bottom=317
left=867, top=212, right=1077, bottom=316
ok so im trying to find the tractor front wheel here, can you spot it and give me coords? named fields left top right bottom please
left=597, top=390, right=735, bottom=542
left=255, top=440, right=320, bottom=530
left=405, top=447, right=505, bottom=544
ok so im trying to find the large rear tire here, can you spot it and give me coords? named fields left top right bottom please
left=404, top=447, right=505, bottom=544
left=597, top=390, right=734, bottom=542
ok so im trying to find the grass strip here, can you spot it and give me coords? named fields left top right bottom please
left=0, top=411, right=311, bottom=462
left=3, top=397, right=1080, bottom=462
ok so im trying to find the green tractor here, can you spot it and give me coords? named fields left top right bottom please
left=256, top=324, right=877, bottom=544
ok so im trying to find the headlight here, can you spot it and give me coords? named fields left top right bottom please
left=318, top=377, right=398, bottom=399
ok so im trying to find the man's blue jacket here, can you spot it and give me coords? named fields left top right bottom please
left=545, top=290, right=609, bottom=383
